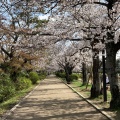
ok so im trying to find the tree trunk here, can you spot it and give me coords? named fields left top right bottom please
left=106, top=42, right=120, bottom=109
left=91, top=52, right=101, bottom=98
left=65, top=67, right=73, bottom=84
left=82, top=62, right=87, bottom=85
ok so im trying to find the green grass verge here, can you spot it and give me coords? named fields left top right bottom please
left=0, top=81, right=40, bottom=116
left=71, top=80, right=92, bottom=98
left=71, top=80, right=111, bottom=106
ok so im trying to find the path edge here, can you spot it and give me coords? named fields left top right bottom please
left=1, top=79, right=44, bottom=120
left=60, top=78, right=114, bottom=120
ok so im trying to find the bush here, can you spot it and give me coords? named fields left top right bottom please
left=55, top=72, right=66, bottom=78
left=55, top=72, right=60, bottom=77
left=0, top=74, right=15, bottom=102
left=16, top=77, right=32, bottom=90
left=29, top=72, right=39, bottom=84
left=38, top=71, right=47, bottom=80
left=39, top=74, right=46, bottom=80
left=70, top=74, right=79, bottom=81
left=18, top=70, right=29, bottom=78
left=77, top=73, right=82, bottom=79
left=60, top=73, right=66, bottom=78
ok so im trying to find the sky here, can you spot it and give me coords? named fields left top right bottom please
left=116, top=50, right=120, bottom=59
left=37, top=0, right=109, bottom=21
left=38, top=14, right=49, bottom=20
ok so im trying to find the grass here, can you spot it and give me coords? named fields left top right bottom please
left=71, top=79, right=111, bottom=107
left=0, top=81, right=40, bottom=116
left=71, top=80, right=92, bottom=98
left=59, top=77, right=112, bottom=105
left=69, top=79, right=120, bottom=119
left=57, top=75, right=120, bottom=119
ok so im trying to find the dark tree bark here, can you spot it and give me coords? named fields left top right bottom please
left=64, top=63, right=74, bottom=84
left=106, top=42, right=120, bottom=109
left=65, top=69, right=71, bottom=84
left=91, top=51, right=101, bottom=98
left=82, top=62, right=87, bottom=85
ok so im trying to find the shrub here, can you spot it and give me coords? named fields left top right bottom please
left=16, top=77, right=32, bottom=90
left=55, top=72, right=66, bottom=78
left=29, top=72, right=39, bottom=84
left=38, top=71, right=47, bottom=80
left=59, top=73, right=66, bottom=78
left=0, top=74, right=15, bottom=102
left=77, top=73, right=82, bottom=79
left=55, top=72, right=60, bottom=77
left=39, top=74, right=46, bottom=80
left=70, top=74, right=79, bottom=81
left=18, top=70, right=29, bottom=78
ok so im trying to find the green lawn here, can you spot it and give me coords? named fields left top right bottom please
left=70, top=80, right=111, bottom=108
left=0, top=82, right=38, bottom=116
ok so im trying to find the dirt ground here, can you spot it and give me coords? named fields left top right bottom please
left=2, top=75, right=110, bottom=120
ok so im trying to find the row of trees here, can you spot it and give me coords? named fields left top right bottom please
left=0, top=0, right=50, bottom=82
left=0, top=0, right=50, bottom=104
left=0, top=0, right=120, bottom=109
left=43, top=0, right=120, bottom=109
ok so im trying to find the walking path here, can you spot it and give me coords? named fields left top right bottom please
left=4, top=75, right=109, bottom=120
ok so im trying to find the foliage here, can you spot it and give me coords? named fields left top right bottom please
left=0, top=74, right=15, bottom=102
left=55, top=71, right=81, bottom=82
left=16, top=77, right=32, bottom=91
left=0, top=59, right=34, bottom=82
left=0, top=83, right=35, bottom=115
left=55, top=72, right=66, bottom=78
left=0, top=62, right=14, bottom=75
left=70, top=73, right=79, bottom=81
left=29, top=71, right=39, bottom=84
left=71, top=79, right=111, bottom=109
left=18, top=70, right=29, bottom=78
left=71, top=79, right=92, bottom=98
left=77, top=73, right=82, bottom=79
left=39, top=74, right=46, bottom=80
left=37, top=70, right=47, bottom=80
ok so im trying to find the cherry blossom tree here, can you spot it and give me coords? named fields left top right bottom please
left=45, top=0, right=120, bottom=106
left=0, top=0, right=51, bottom=81
left=18, top=0, right=120, bottom=108
left=0, top=0, right=120, bottom=108
left=49, top=39, right=92, bottom=83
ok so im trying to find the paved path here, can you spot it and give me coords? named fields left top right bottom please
left=4, top=75, right=109, bottom=120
